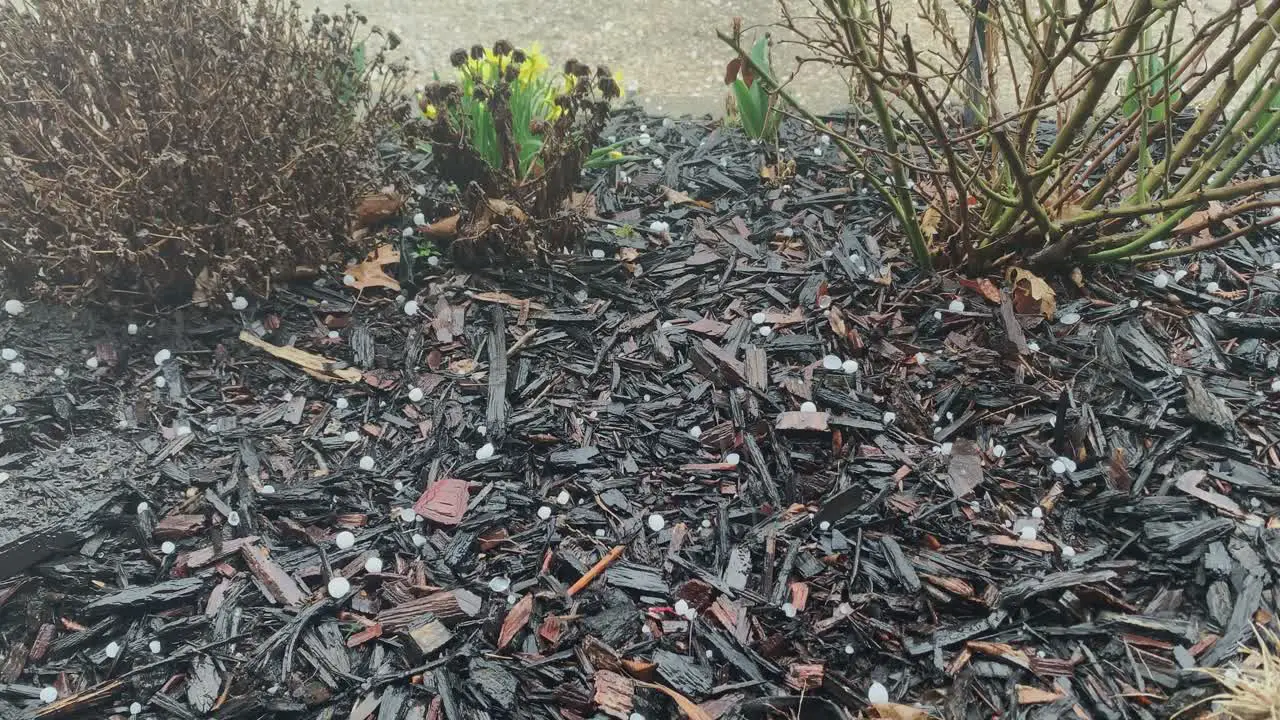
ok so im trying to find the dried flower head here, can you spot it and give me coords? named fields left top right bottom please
left=492, top=39, right=513, bottom=56
left=450, top=49, right=468, bottom=67
left=470, top=44, right=485, bottom=60
left=511, top=48, right=527, bottom=64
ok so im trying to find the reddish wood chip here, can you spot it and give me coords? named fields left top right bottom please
left=498, top=593, right=533, bottom=650
left=413, top=477, right=470, bottom=526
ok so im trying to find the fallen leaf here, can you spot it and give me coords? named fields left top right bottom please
left=870, top=703, right=932, bottom=720
left=498, top=593, right=533, bottom=649
left=920, top=206, right=942, bottom=242
left=1017, top=685, right=1065, bottom=705
left=422, top=214, right=459, bottom=238
left=347, top=244, right=401, bottom=292
left=1007, top=267, right=1056, bottom=319
left=239, top=331, right=361, bottom=383
left=634, top=681, right=712, bottom=720
left=958, top=278, right=1001, bottom=304
left=1175, top=200, right=1227, bottom=233
left=353, top=191, right=402, bottom=231
left=663, top=186, right=712, bottom=209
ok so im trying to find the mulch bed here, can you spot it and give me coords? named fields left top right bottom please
left=3, top=107, right=1280, bottom=720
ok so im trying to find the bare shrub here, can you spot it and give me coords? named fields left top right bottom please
left=0, top=0, right=406, bottom=304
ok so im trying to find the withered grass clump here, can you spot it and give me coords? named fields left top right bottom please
left=1194, top=625, right=1280, bottom=719
left=0, top=0, right=405, bottom=304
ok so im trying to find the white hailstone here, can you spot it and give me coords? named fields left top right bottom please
left=934, top=310, right=943, bottom=321
left=751, top=312, right=767, bottom=325
left=1174, top=269, right=1189, bottom=282
left=630, top=713, right=647, bottom=720
left=413, top=212, right=426, bottom=226
left=1026, top=341, right=1040, bottom=353
left=1149, top=241, right=1169, bottom=250
left=882, top=411, right=896, bottom=424
left=647, top=513, right=666, bottom=531
left=335, top=397, right=349, bottom=410
left=488, top=576, right=511, bottom=593
left=408, top=387, right=424, bottom=403
left=1209, top=306, right=1224, bottom=316
left=127, top=323, right=139, bottom=335
left=8, top=361, right=25, bottom=375
left=1031, top=507, right=1044, bottom=519
left=130, top=702, right=142, bottom=715
left=1153, top=272, right=1170, bottom=289
left=637, top=132, right=651, bottom=146
left=1059, top=312, right=1081, bottom=326
left=39, top=687, right=57, bottom=704
left=261, top=485, right=275, bottom=494
left=818, top=520, right=831, bottom=531
left=822, top=354, right=843, bottom=370
left=231, top=296, right=248, bottom=311
left=940, top=442, right=953, bottom=455
left=1051, top=458, right=1067, bottom=474
left=175, top=423, right=191, bottom=436
left=358, top=455, right=375, bottom=471
left=820, top=134, right=831, bottom=145
left=689, top=425, right=703, bottom=439
left=394, top=480, right=404, bottom=492
left=105, top=641, right=121, bottom=658
left=1271, top=378, right=1280, bottom=392
left=1129, top=299, right=1140, bottom=309
left=149, top=640, right=162, bottom=654
left=85, top=356, right=99, bottom=369
left=652, top=158, right=664, bottom=169
left=674, top=599, right=690, bottom=616
left=842, top=359, right=859, bottom=374
left=427, top=255, right=440, bottom=267
left=1019, top=525, right=1038, bottom=542
left=591, top=248, right=606, bottom=259
left=867, top=682, right=889, bottom=704
left=154, top=349, right=171, bottom=365
left=1206, top=281, right=1220, bottom=293
left=813, top=146, right=824, bottom=157
left=343, top=430, right=360, bottom=442
left=137, top=502, right=149, bottom=513
left=649, top=220, right=670, bottom=234
left=364, top=556, right=383, bottom=573
left=1, top=405, right=14, bottom=416
left=837, top=602, right=852, bottom=616
left=4, top=299, right=25, bottom=316
left=412, top=533, right=427, bottom=547
left=327, top=330, right=340, bottom=340
left=595, top=528, right=606, bottom=537
left=227, top=511, right=240, bottom=527
left=781, top=227, right=795, bottom=237
left=758, top=325, right=773, bottom=337
left=160, top=541, right=175, bottom=555
left=53, top=366, right=65, bottom=378
left=537, top=505, right=553, bottom=520
left=800, top=401, right=818, bottom=413
left=401, top=226, right=414, bottom=237
left=335, top=531, right=355, bottom=550
left=914, top=352, right=928, bottom=365
left=1061, top=545, right=1076, bottom=558
left=475, top=442, right=495, bottom=461
left=327, top=576, right=351, bottom=598
left=701, top=519, right=712, bottom=529
left=639, top=124, right=647, bottom=132
left=400, top=508, right=417, bottom=523
left=948, top=299, right=965, bottom=313
left=725, top=452, right=741, bottom=466
left=643, top=394, right=651, bottom=402
left=403, top=300, right=419, bottom=316
left=782, top=602, right=797, bottom=618
left=556, top=489, right=572, bottom=505
left=477, top=425, right=488, bottom=436
left=0, top=348, right=15, bottom=361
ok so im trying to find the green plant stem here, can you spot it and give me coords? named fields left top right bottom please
left=991, top=0, right=1155, bottom=236
left=1125, top=212, right=1280, bottom=263
left=1088, top=107, right=1280, bottom=261
left=1062, top=174, right=1280, bottom=230
left=991, top=130, right=1057, bottom=240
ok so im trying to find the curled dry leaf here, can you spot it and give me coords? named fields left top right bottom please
left=353, top=191, right=403, bottom=231
left=662, top=185, right=712, bottom=209
left=1006, top=267, right=1056, bottom=319
left=919, top=206, right=942, bottom=247
left=347, top=244, right=401, bottom=292
left=958, top=277, right=1001, bottom=304
left=498, top=593, right=533, bottom=649
left=634, top=681, right=713, bottom=720
left=422, top=214, right=459, bottom=238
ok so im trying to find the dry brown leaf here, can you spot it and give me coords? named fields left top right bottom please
left=1175, top=200, right=1227, bottom=233
left=498, top=593, right=533, bottom=649
left=920, top=206, right=942, bottom=243
left=239, top=331, right=361, bottom=383
left=870, top=703, right=933, bottom=720
left=347, top=244, right=401, bottom=292
left=353, top=191, right=403, bottom=231
left=1016, top=685, right=1065, bottom=705
left=422, top=214, right=459, bottom=238
left=662, top=185, right=711, bottom=209
left=958, top=277, right=1001, bottom=304
left=1007, top=267, right=1056, bottom=319
left=634, top=681, right=713, bottom=720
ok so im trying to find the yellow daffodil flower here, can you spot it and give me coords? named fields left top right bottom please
left=519, top=44, right=550, bottom=86
left=608, top=150, right=623, bottom=159
left=423, top=103, right=438, bottom=120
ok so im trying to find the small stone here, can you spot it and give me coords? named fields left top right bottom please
left=231, top=296, right=248, bottom=311
left=4, top=299, right=25, bottom=316
left=647, top=513, right=665, bottom=531
left=160, top=541, right=175, bottom=555
left=154, top=349, right=171, bottom=365
left=335, top=531, right=355, bottom=550
left=39, top=687, right=57, bottom=704
left=488, top=576, right=511, bottom=593
left=537, top=505, right=552, bottom=520
left=358, top=455, right=375, bottom=471
left=327, top=576, right=351, bottom=599
left=800, top=401, right=817, bottom=413
left=105, top=641, right=121, bottom=658
left=842, top=359, right=859, bottom=374
left=475, top=442, right=495, bottom=461
left=867, top=682, right=889, bottom=704
left=364, top=556, right=383, bottom=573
left=403, top=300, right=419, bottom=316
left=822, top=354, right=843, bottom=370
left=408, top=387, right=424, bottom=402
left=948, top=299, right=965, bottom=313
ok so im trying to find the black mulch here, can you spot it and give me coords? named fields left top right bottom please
left=3, top=107, right=1280, bottom=720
